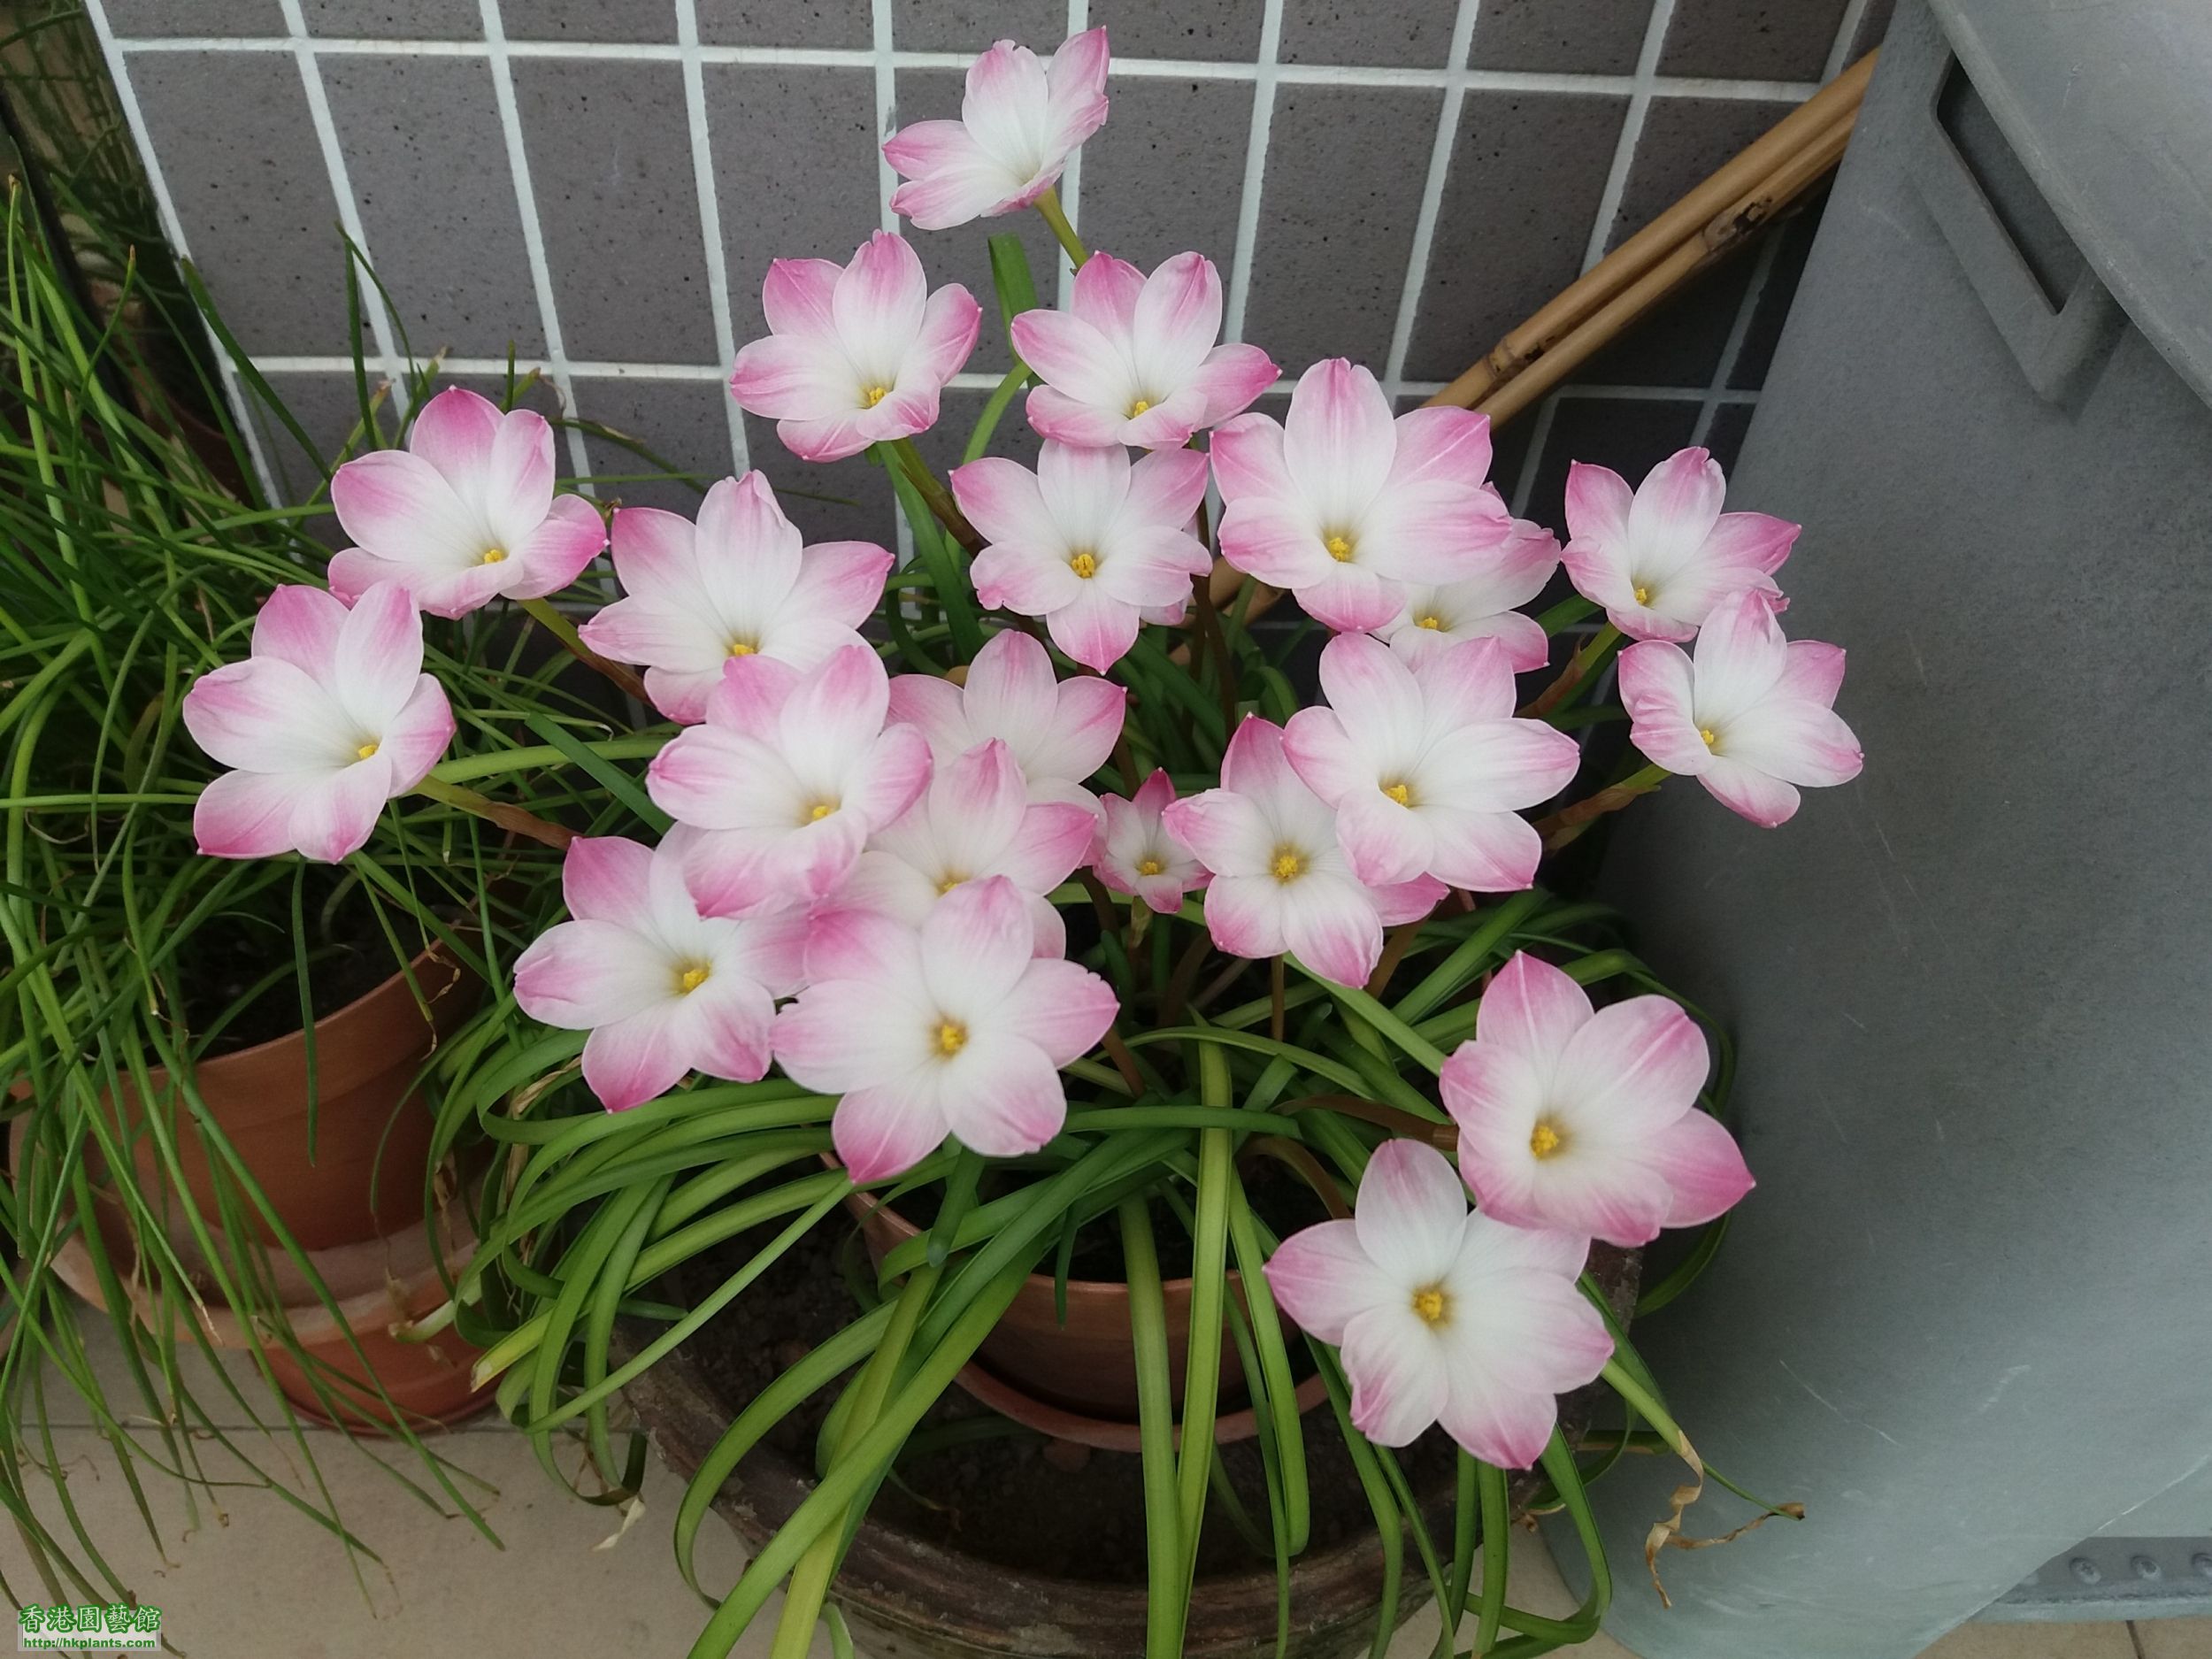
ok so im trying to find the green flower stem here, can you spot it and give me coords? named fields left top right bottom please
left=429, top=733, right=668, bottom=785
left=1521, top=621, right=1620, bottom=719
left=1118, top=1194, right=1184, bottom=1659
left=411, top=775, right=573, bottom=849
left=963, top=359, right=1033, bottom=465
left=884, top=436, right=980, bottom=552
left=1535, top=761, right=1671, bottom=852
left=517, top=595, right=649, bottom=704
left=1033, top=186, right=1090, bottom=267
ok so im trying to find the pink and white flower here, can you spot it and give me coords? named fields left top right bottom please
left=1378, top=512, right=1559, bottom=672
left=1213, top=361, right=1514, bottom=634
left=826, top=740, right=1097, bottom=955
left=1441, top=951, right=1753, bottom=1247
left=728, top=233, right=981, bottom=464
left=328, top=386, right=606, bottom=618
left=1284, top=634, right=1580, bottom=894
left=883, top=30, right=1110, bottom=231
left=578, top=473, right=889, bottom=725
left=774, top=876, right=1118, bottom=1182
left=185, top=583, right=454, bottom=864
left=957, top=442, right=1212, bottom=672
left=647, top=644, right=932, bottom=918
left=1617, top=586, right=1863, bottom=829
left=1164, top=717, right=1445, bottom=987
left=887, top=629, right=1125, bottom=816
left=1009, top=251, right=1278, bottom=449
left=513, top=835, right=810, bottom=1111
left=1093, top=770, right=1207, bottom=915
left=1561, top=447, right=1797, bottom=641
left=1263, top=1139, right=1612, bottom=1465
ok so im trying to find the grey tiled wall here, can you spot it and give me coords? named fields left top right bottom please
left=88, top=0, right=1893, bottom=544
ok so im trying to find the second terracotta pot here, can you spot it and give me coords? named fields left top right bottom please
left=850, top=1194, right=1270, bottom=1423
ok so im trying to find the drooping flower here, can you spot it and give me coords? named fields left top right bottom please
left=1617, top=586, right=1863, bottom=828
left=328, top=386, right=607, bottom=618
left=1009, top=251, right=1279, bottom=449
left=1561, top=447, right=1796, bottom=641
left=1378, top=512, right=1559, bottom=672
left=1440, top=951, right=1753, bottom=1247
left=1282, top=634, right=1579, bottom=894
left=577, top=472, right=890, bottom=725
left=825, top=740, right=1097, bottom=956
left=883, top=29, right=1110, bottom=231
left=1213, top=360, right=1515, bottom=634
left=184, top=583, right=454, bottom=864
left=1163, top=717, right=1444, bottom=987
left=774, top=876, right=1118, bottom=1182
left=513, top=835, right=810, bottom=1111
left=957, top=441, right=1212, bottom=672
left=728, top=232, right=981, bottom=464
left=647, top=643, right=932, bottom=918
left=1263, top=1139, right=1612, bottom=1465
left=887, top=629, right=1125, bottom=816
left=1093, top=770, right=1208, bottom=915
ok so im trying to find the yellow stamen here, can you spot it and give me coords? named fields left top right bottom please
left=1325, top=534, right=1355, bottom=563
left=1410, top=1286, right=1448, bottom=1325
left=728, top=640, right=756, bottom=657
left=480, top=547, right=508, bottom=565
left=1530, top=1121, right=1564, bottom=1159
left=1271, top=847, right=1304, bottom=883
left=1128, top=397, right=1152, bottom=417
left=1700, top=727, right=1718, bottom=749
left=1136, top=857, right=1164, bottom=877
left=677, top=964, right=710, bottom=995
left=1069, top=551, right=1099, bottom=580
left=1632, top=583, right=1651, bottom=604
left=936, top=873, right=966, bottom=895
left=808, top=801, right=837, bottom=822
left=355, top=741, right=380, bottom=761
left=1382, top=781, right=1412, bottom=807
left=862, top=384, right=890, bottom=407
left=1415, top=615, right=1443, bottom=631
left=934, top=1020, right=967, bottom=1056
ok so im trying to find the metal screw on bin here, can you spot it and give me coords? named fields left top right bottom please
left=2069, top=1557, right=2101, bottom=1586
left=2133, top=1555, right=2162, bottom=1581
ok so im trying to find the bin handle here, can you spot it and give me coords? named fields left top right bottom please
left=1906, top=55, right=2123, bottom=406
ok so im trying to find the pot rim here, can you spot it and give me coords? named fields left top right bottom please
left=168, top=938, right=471, bottom=1082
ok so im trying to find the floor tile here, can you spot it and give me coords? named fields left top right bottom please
left=2137, top=1619, right=2212, bottom=1659
left=1917, top=1618, right=2141, bottom=1658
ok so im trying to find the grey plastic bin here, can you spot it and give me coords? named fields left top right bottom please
left=1571, top=4, right=2212, bottom=1655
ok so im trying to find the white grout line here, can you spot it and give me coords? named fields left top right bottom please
left=80, top=1, right=280, bottom=503
left=474, top=0, right=595, bottom=492
left=1824, top=0, right=1876, bottom=79
left=106, top=34, right=1819, bottom=104
left=674, top=0, right=749, bottom=481
left=1055, top=0, right=1088, bottom=312
left=1578, top=0, right=1680, bottom=275
left=1382, top=0, right=1482, bottom=389
left=1692, top=0, right=1863, bottom=450
left=1507, top=392, right=1559, bottom=518
left=276, top=0, right=408, bottom=418
left=1689, top=233, right=1779, bottom=447
left=869, top=0, right=911, bottom=565
left=1222, top=0, right=1285, bottom=345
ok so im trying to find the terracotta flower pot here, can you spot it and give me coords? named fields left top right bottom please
left=109, top=942, right=480, bottom=1252
left=848, top=1193, right=1325, bottom=1437
left=35, top=1133, right=495, bottom=1434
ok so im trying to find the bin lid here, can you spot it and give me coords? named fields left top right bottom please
left=1933, top=0, right=2212, bottom=403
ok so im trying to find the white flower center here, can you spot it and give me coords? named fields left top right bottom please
left=1530, top=1120, right=1567, bottom=1159
left=1324, top=532, right=1356, bottom=564
left=934, top=1019, right=967, bottom=1056
left=1135, top=856, right=1165, bottom=877
left=354, top=741, right=380, bottom=762
left=1410, top=1284, right=1449, bottom=1325
left=674, top=962, right=710, bottom=995
left=1270, top=844, right=1306, bottom=883
left=1069, top=550, right=1099, bottom=580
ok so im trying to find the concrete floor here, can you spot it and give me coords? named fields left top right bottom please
left=4, top=1315, right=2205, bottom=1659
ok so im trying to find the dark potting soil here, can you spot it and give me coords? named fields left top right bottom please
left=666, top=1211, right=1457, bottom=1586
left=176, top=866, right=419, bottom=1056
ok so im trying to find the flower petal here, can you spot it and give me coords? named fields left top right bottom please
left=1353, top=1139, right=1468, bottom=1286
left=581, top=1002, right=698, bottom=1110
left=941, top=1032, right=1067, bottom=1157
left=1473, top=951, right=1592, bottom=1064
left=1263, top=1218, right=1394, bottom=1343
left=833, top=1078, right=952, bottom=1184
left=1340, top=1302, right=1448, bottom=1446
left=996, top=956, right=1117, bottom=1064
left=1647, top=1108, right=1756, bottom=1227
